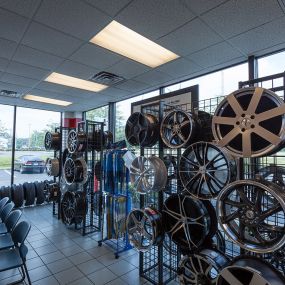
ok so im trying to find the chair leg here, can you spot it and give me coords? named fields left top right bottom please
left=23, top=263, right=32, bottom=285
left=7, top=266, right=25, bottom=285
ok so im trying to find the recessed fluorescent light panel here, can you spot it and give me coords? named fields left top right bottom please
left=45, top=72, right=108, bottom=92
left=90, top=20, right=179, bottom=68
left=23, top=94, right=72, bottom=106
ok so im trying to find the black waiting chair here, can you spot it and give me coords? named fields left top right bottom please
left=0, top=197, right=9, bottom=214
left=0, top=202, right=14, bottom=223
left=0, top=209, right=22, bottom=235
left=0, top=221, right=31, bottom=285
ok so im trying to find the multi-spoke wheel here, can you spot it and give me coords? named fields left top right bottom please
left=179, top=142, right=236, bottom=200
left=61, top=191, right=87, bottom=225
left=212, top=87, right=285, bottom=157
left=126, top=207, right=163, bottom=252
left=160, top=110, right=197, bottom=148
left=163, top=155, right=180, bottom=194
left=46, top=158, right=59, bottom=177
left=217, top=256, right=285, bottom=285
left=163, top=194, right=212, bottom=252
left=44, top=182, right=60, bottom=202
left=130, top=156, right=167, bottom=194
left=125, top=112, right=159, bottom=147
left=67, top=130, right=87, bottom=153
left=178, top=249, right=229, bottom=285
left=44, top=131, right=61, bottom=151
left=217, top=180, right=285, bottom=253
left=258, top=165, right=285, bottom=187
left=63, top=158, right=87, bottom=185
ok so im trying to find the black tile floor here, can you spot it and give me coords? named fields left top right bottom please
left=0, top=204, right=158, bottom=285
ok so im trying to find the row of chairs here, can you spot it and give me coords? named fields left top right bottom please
left=0, top=197, right=31, bottom=285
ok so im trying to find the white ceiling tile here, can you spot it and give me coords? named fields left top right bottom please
left=115, top=80, right=150, bottom=92
left=36, top=81, right=71, bottom=94
left=100, top=87, right=131, bottom=98
left=106, top=59, right=151, bottom=79
left=157, top=57, right=202, bottom=78
left=180, top=0, right=228, bottom=15
left=71, top=43, right=122, bottom=70
left=84, top=0, right=132, bottom=17
left=34, top=0, right=111, bottom=41
left=13, top=45, right=64, bottom=70
left=187, top=42, right=245, bottom=68
left=116, top=0, right=195, bottom=40
left=6, top=61, right=49, bottom=80
left=56, top=60, right=99, bottom=79
left=22, top=22, right=84, bottom=57
left=158, top=18, right=223, bottom=56
left=1, top=73, right=38, bottom=87
left=0, top=57, right=9, bottom=71
left=0, top=0, right=41, bottom=18
left=0, top=80, right=29, bottom=93
left=202, top=0, right=284, bottom=38
left=229, top=16, right=285, bottom=55
left=134, top=70, right=173, bottom=86
left=0, top=38, right=17, bottom=59
left=0, top=8, right=29, bottom=42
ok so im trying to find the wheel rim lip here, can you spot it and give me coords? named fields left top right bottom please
left=217, top=179, right=285, bottom=253
left=212, top=87, right=285, bottom=158
left=67, top=130, right=78, bottom=153
left=160, top=110, right=194, bottom=149
left=179, top=141, right=235, bottom=200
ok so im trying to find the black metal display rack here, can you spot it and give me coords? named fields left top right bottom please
left=131, top=72, right=285, bottom=284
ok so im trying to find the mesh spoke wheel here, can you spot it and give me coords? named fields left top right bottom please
left=217, top=256, right=285, bottom=285
left=160, top=110, right=197, bottom=148
left=130, top=156, right=167, bottom=194
left=125, top=112, right=159, bottom=147
left=180, top=142, right=236, bottom=200
left=217, top=180, right=285, bottom=253
left=126, top=207, right=163, bottom=252
left=212, top=87, right=285, bottom=157
left=178, top=249, right=229, bottom=285
left=163, top=194, right=211, bottom=252
left=44, top=131, right=61, bottom=151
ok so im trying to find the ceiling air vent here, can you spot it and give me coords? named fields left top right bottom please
left=0, top=90, right=22, bottom=98
left=89, top=71, right=125, bottom=86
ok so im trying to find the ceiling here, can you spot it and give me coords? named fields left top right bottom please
left=0, top=0, right=285, bottom=112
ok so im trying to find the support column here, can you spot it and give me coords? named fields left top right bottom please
left=62, top=112, right=83, bottom=128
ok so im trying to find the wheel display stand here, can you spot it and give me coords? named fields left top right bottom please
left=99, top=149, right=133, bottom=258
left=130, top=73, right=285, bottom=284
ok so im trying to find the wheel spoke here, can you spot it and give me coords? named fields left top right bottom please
left=227, top=93, right=244, bottom=116
left=212, top=116, right=237, bottom=125
left=259, top=204, right=282, bottom=220
left=218, top=127, right=240, bottom=147
left=246, top=87, right=263, bottom=114
left=223, top=210, right=239, bottom=223
left=254, top=126, right=282, bottom=145
left=242, top=131, right=252, bottom=157
left=257, top=104, right=285, bottom=122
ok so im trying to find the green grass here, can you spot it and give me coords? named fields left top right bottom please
left=0, top=156, right=12, bottom=170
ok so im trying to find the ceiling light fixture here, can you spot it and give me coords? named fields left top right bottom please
left=45, top=72, right=108, bottom=92
left=23, top=94, right=72, bottom=106
left=90, top=20, right=179, bottom=68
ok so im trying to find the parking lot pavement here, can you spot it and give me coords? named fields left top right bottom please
left=0, top=169, right=49, bottom=186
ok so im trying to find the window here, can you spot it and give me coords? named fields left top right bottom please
left=13, top=107, right=60, bottom=184
left=86, top=105, right=109, bottom=130
left=115, top=90, right=159, bottom=141
left=0, top=105, right=14, bottom=186
left=163, top=63, right=248, bottom=101
left=258, top=51, right=285, bottom=78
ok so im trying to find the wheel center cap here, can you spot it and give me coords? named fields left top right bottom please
left=199, top=166, right=206, bottom=174
left=245, top=210, right=255, bottom=219
left=240, top=117, right=251, bottom=129
left=173, top=124, right=180, bottom=132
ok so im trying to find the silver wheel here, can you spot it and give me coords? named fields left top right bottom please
left=212, top=87, right=285, bottom=157
left=126, top=207, right=163, bottom=252
left=63, top=157, right=87, bottom=185
left=130, top=156, right=167, bottom=194
left=46, top=158, right=59, bottom=177
left=178, top=249, right=229, bottom=285
left=179, top=142, right=236, bottom=200
left=217, top=180, right=285, bottom=253
left=67, top=130, right=80, bottom=153
left=44, top=131, right=61, bottom=151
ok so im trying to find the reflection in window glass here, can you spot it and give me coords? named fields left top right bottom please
left=14, top=108, right=60, bottom=184
left=0, top=105, right=14, bottom=186
left=86, top=105, right=109, bottom=131
left=115, top=90, right=159, bottom=141
left=258, top=51, right=285, bottom=77
left=164, top=63, right=248, bottom=101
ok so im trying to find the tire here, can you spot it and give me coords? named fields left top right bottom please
left=23, top=182, right=35, bottom=206
left=0, top=186, right=11, bottom=202
left=11, top=184, right=24, bottom=208
left=34, top=181, right=45, bottom=205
